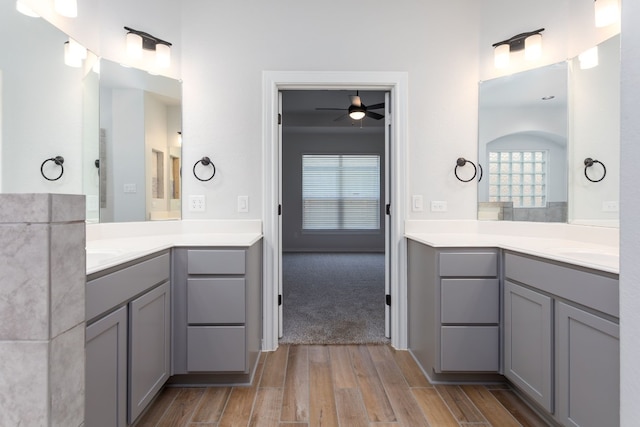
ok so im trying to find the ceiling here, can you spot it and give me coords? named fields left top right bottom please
left=281, top=90, right=386, bottom=130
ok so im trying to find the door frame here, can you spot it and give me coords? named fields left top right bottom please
left=262, top=71, right=408, bottom=351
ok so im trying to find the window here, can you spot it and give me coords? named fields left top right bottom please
left=488, top=151, right=547, bottom=207
left=302, top=154, right=380, bottom=230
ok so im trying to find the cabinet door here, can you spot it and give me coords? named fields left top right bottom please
left=556, top=302, right=619, bottom=427
left=129, top=281, right=171, bottom=424
left=504, top=281, right=553, bottom=413
left=86, top=306, right=128, bottom=427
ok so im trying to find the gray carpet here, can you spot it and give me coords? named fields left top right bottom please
left=280, top=253, right=389, bottom=345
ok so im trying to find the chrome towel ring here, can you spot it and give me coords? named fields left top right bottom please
left=40, top=156, right=65, bottom=181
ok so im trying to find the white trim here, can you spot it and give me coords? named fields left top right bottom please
left=262, top=71, right=409, bottom=351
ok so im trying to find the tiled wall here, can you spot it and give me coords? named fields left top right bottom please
left=0, top=194, right=85, bottom=427
left=478, top=202, right=568, bottom=222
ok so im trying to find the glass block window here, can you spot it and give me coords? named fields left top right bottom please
left=488, top=151, right=547, bottom=207
left=302, top=154, right=380, bottom=230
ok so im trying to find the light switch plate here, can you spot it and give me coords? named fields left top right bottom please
left=412, top=195, right=424, bottom=212
left=237, top=196, right=249, bottom=213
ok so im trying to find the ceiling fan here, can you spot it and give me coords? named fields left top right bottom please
left=315, top=91, right=385, bottom=121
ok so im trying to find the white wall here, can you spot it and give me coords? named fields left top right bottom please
left=619, top=0, right=640, bottom=424
left=568, top=34, right=620, bottom=225
left=180, top=0, right=481, bottom=221
left=0, top=4, right=84, bottom=194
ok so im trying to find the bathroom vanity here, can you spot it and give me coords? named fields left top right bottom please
left=84, top=221, right=263, bottom=426
left=406, top=221, right=619, bottom=427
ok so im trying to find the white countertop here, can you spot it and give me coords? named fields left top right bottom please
left=405, top=220, right=619, bottom=274
left=86, top=220, right=262, bottom=274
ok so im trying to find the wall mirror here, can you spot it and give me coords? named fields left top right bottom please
left=98, top=59, right=182, bottom=223
left=478, top=34, right=620, bottom=227
left=0, top=3, right=94, bottom=203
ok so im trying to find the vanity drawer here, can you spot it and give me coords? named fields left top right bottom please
left=441, top=279, right=499, bottom=324
left=439, top=251, right=498, bottom=277
left=440, top=326, right=499, bottom=372
left=187, top=326, right=246, bottom=372
left=504, top=252, right=619, bottom=317
left=187, top=278, right=245, bottom=324
left=187, top=249, right=245, bottom=275
left=86, top=252, right=170, bottom=322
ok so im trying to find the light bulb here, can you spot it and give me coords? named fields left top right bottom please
left=579, top=46, right=599, bottom=69
left=126, top=32, right=143, bottom=59
left=64, top=41, right=82, bottom=67
left=595, top=0, right=619, bottom=27
left=524, top=33, right=542, bottom=61
left=16, top=0, right=39, bottom=17
left=156, top=43, right=171, bottom=68
left=54, top=0, right=77, bottom=18
left=494, top=44, right=510, bottom=69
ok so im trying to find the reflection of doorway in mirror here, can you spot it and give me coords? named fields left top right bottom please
left=151, top=150, right=165, bottom=199
left=171, top=155, right=180, bottom=199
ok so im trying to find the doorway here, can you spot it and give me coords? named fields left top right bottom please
left=262, top=71, right=408, bottom=351
left=279, top=89, right=389, bottom=344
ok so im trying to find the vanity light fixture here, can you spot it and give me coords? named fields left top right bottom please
left=54, top=0, right=77, bottom=18
left=124, top=27, right=172, bottom=68
left=16, top=0, right=39, bottom=17
left=579, top=46, right=599, bottom=69
left=64, top=38, right=87, bottom=67
left=594, top=0, right=619, bottom=27
left=492, top=28, right=544, bottom=69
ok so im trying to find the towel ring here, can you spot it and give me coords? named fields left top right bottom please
left=193, top=156, right=216, bottom=181
left=454, top=157, right=478, bottom=183
left=584, top=158, right=606, bottom=183
left=40, top=156, right=65, bottom=181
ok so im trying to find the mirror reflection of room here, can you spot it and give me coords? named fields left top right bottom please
left=98, top=59, right=182, bottom=222
left=477, top=34, right=620, bottom=226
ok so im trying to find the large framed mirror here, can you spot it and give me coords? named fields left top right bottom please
left=97, top=59, right=182, bottom=223
left=478, top=34, right=620, bottom=227
left=1, top=4, right=182, bottom=223
left=0, top=3, right=93, bottom=197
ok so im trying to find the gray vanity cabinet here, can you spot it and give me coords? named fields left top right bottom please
left=504, top=280, right=553, bottom=413
left=128, top=280, right=171, bottom=422
left=407, top=240, right=500, bottom=378
left=556, top=302, right=619, bottom=427
left=172, top=240, right=262, bottom=380
left=86, top=306, right=128, bottom=427
left=85, top=251, right=171, bottom=427
left=504, top=251, right=619, bottom=426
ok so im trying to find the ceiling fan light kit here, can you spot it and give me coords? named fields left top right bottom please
left=316, top=91, right=385, bottom=122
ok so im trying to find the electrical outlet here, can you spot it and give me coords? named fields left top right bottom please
left=602, top=201, right=619, bottom=212
left=237, top=196, right=249, bottom=213
left=412, top=195, right=424, bottom=212
left=123, top=183, right=137, bottom=193
left=189, top=195, right=206, bottom=212
left=431, top=200, right=448, bottom=212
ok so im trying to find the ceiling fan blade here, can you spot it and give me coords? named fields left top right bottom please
left=366, top=111, right=385, bottom=120
left=316, top=107, right=347, bottom=111
left=366, top=102, right=385, bottom=110
left=334, top=113, right=349, bottom=121
left=350, top=95, right=362, bottom=107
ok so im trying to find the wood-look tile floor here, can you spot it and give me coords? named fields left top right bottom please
left=136, top=344, right=549, bottom=427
